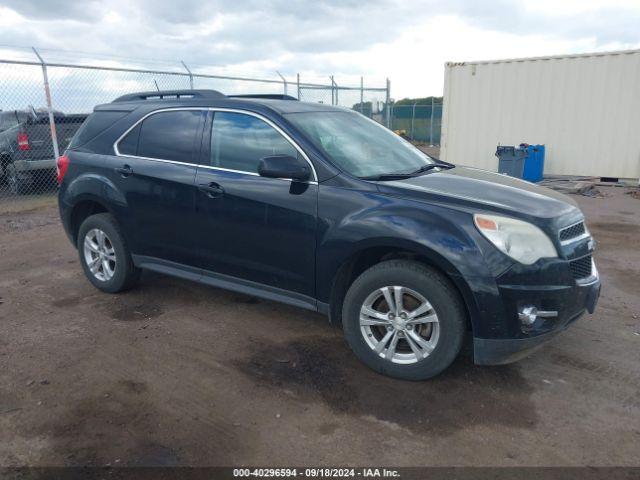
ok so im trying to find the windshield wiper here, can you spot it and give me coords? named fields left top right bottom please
left=361, top=162, right=455, bottom=181
left=360, top=172, right=416, bottom=181
left=409, top=162, right=455, bottom=175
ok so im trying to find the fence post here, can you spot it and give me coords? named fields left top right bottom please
left=429, top=97, right=435, bottom=145
left=181, top=61, right=194, bottom=89
left=297, top=73, right=301, bottom=100
left=330, top=76, right=335, bottom=105
left=276, top=71, right=288, bottom=96
left=388, top=105, right=402, bottom=130
left=385, top=78, right=391, bottom=128
left=360, top=77, right=364, bottom=113
left=32, top=47, right=60, bottom=161
left=410, top=102, right=417, bottom=141
left=329, top=76, right=339, bottom=105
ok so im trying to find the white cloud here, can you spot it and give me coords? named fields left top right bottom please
left=103, top=11, right=122, bottom=24
left=0, top=6, right=23, bottom=26
left=523, top=0, right=640, bottom=15
left=0, top=0, right=638, bottom=98
left=388, top=16, right=634, bottom=96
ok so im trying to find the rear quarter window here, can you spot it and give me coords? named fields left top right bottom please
left=69, top=110, right=129, bottom=149
left=127, top=110, right=203, bottom=163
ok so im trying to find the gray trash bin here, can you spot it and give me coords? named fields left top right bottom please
left=496, top=145, right=527, bottom=178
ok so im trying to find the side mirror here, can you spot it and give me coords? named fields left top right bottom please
left=258, top=154, right=310, bottom=181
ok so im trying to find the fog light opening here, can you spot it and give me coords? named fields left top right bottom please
left=519, top=306, right=538, bottom=326
left=518, top=305, right=558, bottom=328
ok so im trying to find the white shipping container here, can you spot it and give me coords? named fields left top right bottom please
left=440, top=49, right=640, bottom=180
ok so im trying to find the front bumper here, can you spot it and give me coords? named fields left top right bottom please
left=473, top=266, right=601, bottom=366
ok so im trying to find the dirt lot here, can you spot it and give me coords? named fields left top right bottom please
left=1, top=187, right=639, bottom=467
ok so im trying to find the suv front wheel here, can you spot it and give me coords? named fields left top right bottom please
left=342, top=260, right=466, bottom=380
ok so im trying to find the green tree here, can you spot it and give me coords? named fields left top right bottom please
left=393, top=96, right=442, bottom=106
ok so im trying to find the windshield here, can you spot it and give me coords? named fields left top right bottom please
left=286, top=111, right=435, bottom=178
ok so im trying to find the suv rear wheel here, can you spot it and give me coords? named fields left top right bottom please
left=342, top=260, right=465, bottom=380
left=77, top=213, right=141, bottom=293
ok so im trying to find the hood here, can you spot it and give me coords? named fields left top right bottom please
left=376, top=166, right=580, bottom=222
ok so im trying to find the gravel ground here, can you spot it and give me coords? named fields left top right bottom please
left=0, top=187, right=639, bottom=467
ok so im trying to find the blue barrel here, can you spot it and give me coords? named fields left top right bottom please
left=522, top=144, right=545, bottom=183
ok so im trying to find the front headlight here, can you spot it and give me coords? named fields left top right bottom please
left=474, top=214, right=558, bottom=265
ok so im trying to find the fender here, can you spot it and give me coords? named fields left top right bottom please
left=316, top=185, right=510, bottom=336
left=64, top=172, right=127, bottom=209
left=59, top=172, right=128, bottom=245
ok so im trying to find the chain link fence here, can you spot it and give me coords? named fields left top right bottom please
left=298, top=78, right=390, bottom=127
left=389, top=103, right=443, bottom=145
left=0, top=48, right=391, bottom=202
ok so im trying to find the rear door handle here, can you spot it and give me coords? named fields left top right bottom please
left=115, top=164, right=133, bottom=177
left=198, top=182, right=224, bottom=198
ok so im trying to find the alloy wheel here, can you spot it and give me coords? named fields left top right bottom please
left=360, top=286, right=440, bottom=364
left=83, top=228, right=116, bottom=281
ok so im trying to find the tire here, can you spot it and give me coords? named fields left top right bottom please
left=342, top=259, right=465, bottom=380
left=77, top=213, right=141, bottom=293
left=6, top=163, right=28, bottom=195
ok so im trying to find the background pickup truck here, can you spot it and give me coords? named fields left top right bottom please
left=0, top=108, right=87, bottom=195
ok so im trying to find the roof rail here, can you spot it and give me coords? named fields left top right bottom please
left=112, top=89, right=225, bottom=103
left=227, top=94, right=299, bottom=101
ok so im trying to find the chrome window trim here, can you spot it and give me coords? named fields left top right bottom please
left=112, top=154, right=199, bottom=168
left=199, top=164, right=259, bottom=176
left=112, top=106, right=318, bottom=183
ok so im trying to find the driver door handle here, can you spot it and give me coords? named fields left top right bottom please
left=115, top=164, right=133, bottom=177
left=198, top=182, right=224, bottom=198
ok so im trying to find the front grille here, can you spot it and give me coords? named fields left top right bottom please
left=559, top=221, right=586, bottom=242
left=570, top=255, right=593, bottom=279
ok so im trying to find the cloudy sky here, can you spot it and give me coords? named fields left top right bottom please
left=1, top=0, right=640, bottom=98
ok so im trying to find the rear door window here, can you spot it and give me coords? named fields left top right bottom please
left=210, top=111, right=297, bottom=173
left=117, top=124, right=141, bottom=156
left=132, top=110, right=203, bottom=163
